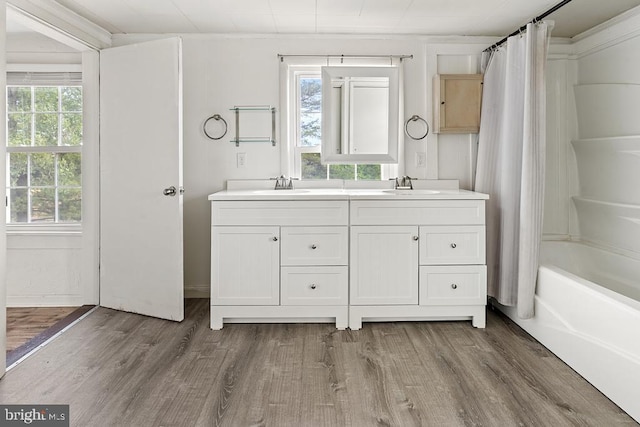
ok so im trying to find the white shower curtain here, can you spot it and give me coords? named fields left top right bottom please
left=475, top=22, right=552, bottom=319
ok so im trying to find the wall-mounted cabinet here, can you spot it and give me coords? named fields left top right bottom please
left=433, top=74, right=483, bottom=134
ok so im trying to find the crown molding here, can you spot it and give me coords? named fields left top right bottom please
left=572, top=5, right=640, bottom=58
left=7, top=0, right=111, bottom=51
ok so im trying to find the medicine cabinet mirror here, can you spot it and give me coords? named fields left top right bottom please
left=321, top=66, right=399, bottom=164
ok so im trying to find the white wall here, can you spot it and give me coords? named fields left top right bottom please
left=109, top=34, right=492, bottom=295
left=128, top=34, right=490, bottom=296
left=6, top=31, right=81, bottom=64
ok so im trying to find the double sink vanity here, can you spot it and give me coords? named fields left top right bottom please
left=209, top=180, right=488, bottom=330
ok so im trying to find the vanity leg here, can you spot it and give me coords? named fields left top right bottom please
left=472, top=312, right=486, bottom=328
left=335, top=312, right=348, bottom=330
left=349, top=312, right=363, bottom=330
left=211, top=311, right=223, bottom=330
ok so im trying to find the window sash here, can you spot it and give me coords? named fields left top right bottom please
left=6, top=81, right=83, bottom=225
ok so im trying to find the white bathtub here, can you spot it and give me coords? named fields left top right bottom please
left=499, top=241, right=640, bottom=422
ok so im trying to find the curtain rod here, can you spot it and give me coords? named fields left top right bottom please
left=277, top=54, right=413, bottom=63
left=483, top=0, right=573, bottom=52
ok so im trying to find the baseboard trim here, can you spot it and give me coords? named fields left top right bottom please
left=185, top=284, right=209, bottom=299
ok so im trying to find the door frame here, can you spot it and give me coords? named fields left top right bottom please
left=2, top=1, right=106, bottom=374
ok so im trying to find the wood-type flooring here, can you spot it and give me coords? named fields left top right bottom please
left=0, top=299, right=635, bottom=426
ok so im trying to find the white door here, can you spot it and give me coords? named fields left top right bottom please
left=100, top=37, right=184, bottom=321
left=350, top=226, right=419, bottom=305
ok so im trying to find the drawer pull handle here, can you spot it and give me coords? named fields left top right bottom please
left=451, top=284, right=458, bottom=290
left=451, top=243, right=457, bottom=248
left=310, top=284, right=317, bottom=290
left=272, top=237, right=278, bottom=242
left=311, top=244, right=317, bottom=249
left=413, top=236, right=419, bottom=241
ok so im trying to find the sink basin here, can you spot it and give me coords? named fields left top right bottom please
left=250, top=189, right=311, bottom=195
left=383, top=189, right=441, bottom=195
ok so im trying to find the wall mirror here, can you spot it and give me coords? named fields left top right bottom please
left=321, top=66, right=399, bottom=164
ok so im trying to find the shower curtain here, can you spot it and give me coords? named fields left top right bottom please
left=475, top=22, right=552, bottom=319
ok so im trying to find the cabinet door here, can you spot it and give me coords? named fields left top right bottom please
left=211, top=226, right=279, bottom=305
left=350, top=226, right=419, bottom=305
left=434, top=74, right=483, bottom=134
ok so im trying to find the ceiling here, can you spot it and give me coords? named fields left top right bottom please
left=10, top=0, right=640, bottom=38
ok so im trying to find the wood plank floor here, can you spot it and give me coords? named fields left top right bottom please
left=0, top=299, right=635, bottom=426
left=6, top=307, right=80, bottom=352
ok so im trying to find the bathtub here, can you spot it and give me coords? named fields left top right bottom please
left=498, top=240, right=640, bottom=422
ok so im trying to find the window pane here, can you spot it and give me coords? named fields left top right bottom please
left=357, top=164, right=382, bottom=180
left=9, top=153, right=28, bottom=187
left=301, top=152, right=327, bottom=179
left=329, top=164, right=355, bottom=180
left=58, top=188, right=81, bottom=222
left=7, top=113, right=32, bottom=147
left=299, top=77, right=321, bottom=147
left=58, top=153, right=81, bottom=186
left=30, top=153, right=55, bottom=186
left=61, top=87, right=82, bottom=112
left=30, top=188, right=55, bottom=223
left=35, top=113, right=59, bottom=146
left=7, top=87, right=32, bottom=112
left=9, top=189, right=28, bottom=223
left=35, top=87, right=58, bottom=112
left=61, top=113, right=82, bottom=146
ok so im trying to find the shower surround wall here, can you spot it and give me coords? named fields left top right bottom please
left=572, top=21, right=640, bottom=257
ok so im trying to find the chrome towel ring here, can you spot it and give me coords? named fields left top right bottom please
left=405, top=115, right=429, bottom=140
left=203, top=114, right=228, bottom=140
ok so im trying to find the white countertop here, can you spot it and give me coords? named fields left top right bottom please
left=208, top=188, right=489, bottom=201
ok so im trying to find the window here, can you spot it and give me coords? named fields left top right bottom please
left=6, top=76, right=82, bottom=224
left=291, top=68, right=385, bottom=180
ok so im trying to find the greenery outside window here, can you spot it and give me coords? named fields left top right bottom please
left=292, top=69, right=386, bottom=180
left=6, top=80, right=82, bottom=224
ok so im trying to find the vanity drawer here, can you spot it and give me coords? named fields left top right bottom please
left=212, top=201, right=349, bottom=226
left=350, top=200, right=485, bottom=225
left=281, top=227, right=348, bottom=266
left=281, top=266, right=348, bottom=306
left=419, top=226, right=485, bottom=265
left=419, top=265, right=487, bottom=306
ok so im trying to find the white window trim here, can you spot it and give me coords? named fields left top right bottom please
left=282, top=62, right=397, bottom=180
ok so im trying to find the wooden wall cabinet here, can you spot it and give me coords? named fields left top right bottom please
left=433, top=74, right=483, bottom=134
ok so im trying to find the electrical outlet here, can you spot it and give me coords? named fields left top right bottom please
left=416, top=152, right=426, bottom=168
left=237, top=152, right=246, bottom=168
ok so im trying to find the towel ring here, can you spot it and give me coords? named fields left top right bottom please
left=203, top=114, right=228, bottom=140
left=405, top=115, right=429, bottom=140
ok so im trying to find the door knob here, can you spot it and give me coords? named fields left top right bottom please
left=163, top=186, right=177, bottom=196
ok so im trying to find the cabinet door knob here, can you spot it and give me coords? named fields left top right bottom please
left=310, top=284, right=317, bottom=290
left=451, top=283, right=458, bottom=289
left=272, top=236, right=278, bottom=241
left=311, top=244, right=317, bottom=249
left=450, top=243, right=457, bottom=248
left=413, top=236, right=419, bottom=241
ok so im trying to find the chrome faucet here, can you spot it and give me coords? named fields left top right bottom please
left=273, top=175, right=294, bottom=190
left=393, top=176, right=414, bottom=190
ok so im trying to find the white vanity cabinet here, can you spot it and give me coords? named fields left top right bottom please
left=210, top=187, right=488, bottom=331
left=210, top=200, right=349, bottom=330
left=348, top=199, right=487, bottom=329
